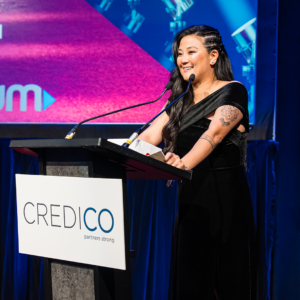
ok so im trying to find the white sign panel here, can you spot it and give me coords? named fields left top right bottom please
left=16, top=174, right=126, bottom=270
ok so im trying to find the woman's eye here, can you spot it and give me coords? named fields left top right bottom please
left=189, top=51, right=195, bottom=54
left=178, top=53, right=182, bottom=56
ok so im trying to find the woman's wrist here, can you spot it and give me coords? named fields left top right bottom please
left=181, top=158, right=189, bottom=170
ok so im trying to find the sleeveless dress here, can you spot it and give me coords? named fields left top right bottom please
left=169, top=83, right=256, bottom=300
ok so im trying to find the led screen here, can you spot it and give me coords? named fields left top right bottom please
left=0, top=0, right=257, bottom=124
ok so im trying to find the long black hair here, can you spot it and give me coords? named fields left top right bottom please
left=162, top=25, right=234, bottom=154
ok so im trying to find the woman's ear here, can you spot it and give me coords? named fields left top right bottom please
left=210, top=50, right=220, bottom=65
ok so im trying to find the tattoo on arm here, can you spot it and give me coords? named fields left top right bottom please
left=200, top=133, right=215, bottom=150
left=219, top=106, right=240, bottom=127
left=220, top=118, right=230, bottom=126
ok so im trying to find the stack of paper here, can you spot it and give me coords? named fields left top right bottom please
left=108, top=139, right=165, bottom=162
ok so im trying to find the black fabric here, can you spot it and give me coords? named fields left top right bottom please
left=180, top=82, right=249, bottom=133
left=179, top=82, right=249, bottom=165
left=169, top=95, right=256, bottom=299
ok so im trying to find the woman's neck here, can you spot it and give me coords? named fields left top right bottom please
left=192, top=75, right=217, bottom=104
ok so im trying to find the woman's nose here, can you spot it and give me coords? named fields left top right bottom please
left=181, top=54, right=189, bottom=63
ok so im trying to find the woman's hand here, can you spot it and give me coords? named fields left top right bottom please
left=165, top=153, right=187, bottom=170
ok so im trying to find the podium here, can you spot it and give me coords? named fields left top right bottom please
left=10, top=138, right=192, bottom=300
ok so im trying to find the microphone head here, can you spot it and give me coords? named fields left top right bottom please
left=165, top=81, right=174, bottom=91
left=189, top=74, right=195, bottom=82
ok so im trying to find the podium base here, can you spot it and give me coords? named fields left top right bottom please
left=38, top=148, right=132, bottom=300
left=52, top=262, right=95, bottom=300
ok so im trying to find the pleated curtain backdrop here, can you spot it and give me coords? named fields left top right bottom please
left=0, top=139, right=278, bottom=300
left=0, top=139, right=43, bottom=300
left=128, top=179, right=178, bottom=300
left=246, top=140, right=278, bottom=300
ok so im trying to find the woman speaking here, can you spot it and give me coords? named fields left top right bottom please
left=138, top=25, right=256, bottom=300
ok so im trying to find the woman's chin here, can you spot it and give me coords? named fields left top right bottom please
left=182, top=74, right=191, bottom=82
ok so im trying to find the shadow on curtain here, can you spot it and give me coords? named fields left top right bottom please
left=0, top=139, right=278, bottom=300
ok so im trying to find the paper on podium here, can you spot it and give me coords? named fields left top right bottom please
left=108, top=139, right=165, bottom=162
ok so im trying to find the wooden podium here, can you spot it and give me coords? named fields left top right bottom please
left=10, top=138, right=192, bottom=300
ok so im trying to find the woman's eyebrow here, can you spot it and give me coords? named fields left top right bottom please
left=178, top=46, right=198, bottom=52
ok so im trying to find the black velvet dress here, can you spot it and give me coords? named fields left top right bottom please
left=169, top=83, right=256, bottom=300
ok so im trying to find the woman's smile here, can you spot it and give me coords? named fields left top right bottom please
left=182, top=66, right=194, bottom=73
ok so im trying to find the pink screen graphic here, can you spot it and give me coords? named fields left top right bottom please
left=0, top=0, right=170, bottom=123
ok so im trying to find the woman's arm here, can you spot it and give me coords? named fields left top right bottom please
left=165, top=105, right=243, bottom=170
left=137, top=110, right=169, bottom=146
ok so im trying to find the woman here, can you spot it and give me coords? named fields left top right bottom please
left=139, top=25, right=256, bottom=300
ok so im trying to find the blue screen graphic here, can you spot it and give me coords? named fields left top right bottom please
left=86, top=0, right=258, bottom=124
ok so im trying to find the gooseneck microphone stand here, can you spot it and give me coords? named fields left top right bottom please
left=122, top=74, right=195, bottom=148
left=65, top=81, right=174, bottom=139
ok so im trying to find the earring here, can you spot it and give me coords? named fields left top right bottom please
left=211, top=61, right=215, bottom=64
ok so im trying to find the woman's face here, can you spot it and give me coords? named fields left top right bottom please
left=177, top=35, right=213, bottom=83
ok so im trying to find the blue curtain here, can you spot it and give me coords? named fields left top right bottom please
left=0, top=139, right=43, bottom=300
left=0, top=139, right=278, bottom=300
left=128, top=179, right=178, bottom=300
left=246, top=140, right=278, bottom=300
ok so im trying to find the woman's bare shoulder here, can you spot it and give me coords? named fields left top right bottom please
left=218, top=80, right=243, bottom=87
left=210, top=80, right=243, bottom=94
left=229, top=80, right=243, bottom=85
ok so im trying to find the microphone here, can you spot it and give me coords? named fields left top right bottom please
left=122, top=74, right=195, bottom=148
left=65, top=81, right=174, bottom=139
